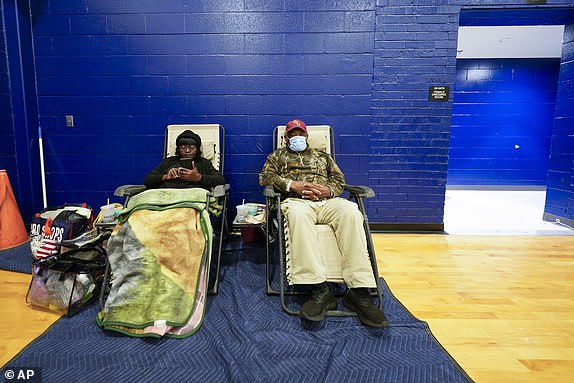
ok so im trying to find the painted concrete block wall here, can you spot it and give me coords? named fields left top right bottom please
left=3, top=0, right=43, bottom=221
left=370, top=1, right=458, bottom=225
left=4, top=0, right=574, bottom=227
left=369, top=1, right=573, bottom=227
left=546, top=23, right=574, bottom=222
left=0, top=1, right=18, bottom=198
left=449, top=58, right=560, bottom=186
left=29, top=0, right=376, bottom=218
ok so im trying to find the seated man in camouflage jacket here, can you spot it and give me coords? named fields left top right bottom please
left=259, top=119, right=388, bottom=328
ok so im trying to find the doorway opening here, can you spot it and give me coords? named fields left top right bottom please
left=445, top=7, right=574, bottom=235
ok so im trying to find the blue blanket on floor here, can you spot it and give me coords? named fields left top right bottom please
left=1, top=239, right=472, bottom=383
left=0, top=242, right=32, bottom=274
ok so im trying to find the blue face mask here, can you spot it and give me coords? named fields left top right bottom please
left=288, top=136, right=307, bottom=152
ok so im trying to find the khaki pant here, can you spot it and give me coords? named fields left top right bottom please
left=281, top=197, right=376, bottom=288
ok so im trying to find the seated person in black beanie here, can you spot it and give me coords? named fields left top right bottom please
left=144, top=130, right=225, bottom=190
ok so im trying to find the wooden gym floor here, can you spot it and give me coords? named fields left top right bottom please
left=2, top=233, right=573, bottom=382
left=374, top=234, right=574, bottom=383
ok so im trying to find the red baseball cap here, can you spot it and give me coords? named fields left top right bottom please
left=285, top=119, right=307, bottom=133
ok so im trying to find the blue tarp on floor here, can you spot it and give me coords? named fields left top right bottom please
left=1, top=238, right=472, bottom=383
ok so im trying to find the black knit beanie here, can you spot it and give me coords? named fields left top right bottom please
left=175, top=130, right=202, bottom=154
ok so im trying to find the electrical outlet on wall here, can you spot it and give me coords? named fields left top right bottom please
left=66, top=115, right=74, bottom=127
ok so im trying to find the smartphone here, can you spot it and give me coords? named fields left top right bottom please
left=180, top=158, right=193, bottom=169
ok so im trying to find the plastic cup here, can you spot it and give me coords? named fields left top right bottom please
left=246, top=204, right=258, bottom=216
left=236, top=205, right=249, bottom=222
left=100, top=205, right=116, bottom=223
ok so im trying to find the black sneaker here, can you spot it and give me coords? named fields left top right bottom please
left=300, top=282, right=337, bottom=321
left=343, top=288, right=389, bottom=328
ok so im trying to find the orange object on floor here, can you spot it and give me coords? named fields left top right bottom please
left=0, top=170, right=29, bottom=250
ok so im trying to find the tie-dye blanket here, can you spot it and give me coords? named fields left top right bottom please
left=96, top=188, right=212, bottom=338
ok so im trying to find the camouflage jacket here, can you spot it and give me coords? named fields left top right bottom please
left=259, top=147, right=345, bottom=199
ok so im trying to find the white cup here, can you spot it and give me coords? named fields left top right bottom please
left=236, top=205, right=249, bottom=222
left=100, top=205, right=116, bottom=223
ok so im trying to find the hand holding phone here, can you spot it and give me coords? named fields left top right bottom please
left=180, top=158, right=193, bottom=169
left=178, top=160, right=202, bottom=182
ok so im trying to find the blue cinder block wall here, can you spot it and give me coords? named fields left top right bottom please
left=545, top=24, right=574, bottom=223
left=28, top=0, right=377, bottom=221
left=2, top=0, right=41, bottom=217
left=0, top=2, right=16, bottom=186
left=449, top=58, right=560, bottom=186
left=3, top=0, right=574, bottom=229
left=369, top=3, right=457, bottom=225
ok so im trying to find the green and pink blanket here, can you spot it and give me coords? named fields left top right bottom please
left=97, top=188, right=212, bottom=338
